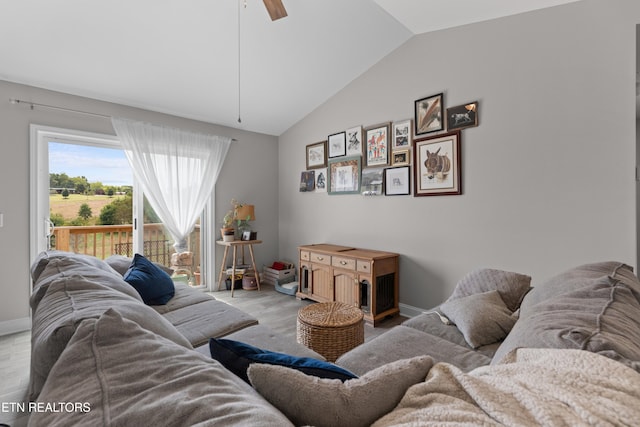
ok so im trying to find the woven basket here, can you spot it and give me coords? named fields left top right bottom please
left=297, top=302, right=364, bottom=362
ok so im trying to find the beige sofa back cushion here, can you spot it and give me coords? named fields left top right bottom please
left=31, top=252, right=142, bottom=311
left=30, top=309, right=293, bottom=427
left=29, top=275, right=191, bottom=401
left=492, top=262, right=640, bottom=372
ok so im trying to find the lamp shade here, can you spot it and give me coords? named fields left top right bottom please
left=235, top=204, right=255, bottom=221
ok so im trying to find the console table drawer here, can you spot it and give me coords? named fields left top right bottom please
left=332, top=256, right=356, bottom=270
left=310, top=252, right=331, bottom=265
left=357, top=260, right=371, bottom=273
left=300, top=251, right=310, bottom=261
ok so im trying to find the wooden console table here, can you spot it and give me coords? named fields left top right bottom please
left=216, top=240, right=262, bottom=297
left=297, top=243, right=399, bottom=325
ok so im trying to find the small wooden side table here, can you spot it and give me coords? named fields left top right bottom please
left=216, top=240, right=262, bottom=297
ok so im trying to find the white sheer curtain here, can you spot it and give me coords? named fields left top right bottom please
left=111, top=117, right=232, bottom=253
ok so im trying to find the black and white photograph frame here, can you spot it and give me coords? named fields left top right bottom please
left=392, top=119, right=412, bottom=149
left=328, top=131, right=347, bottom=158
left=414, top=93, right=444, bottom=136
left=328, top=156, right=361, bottom=195
left=384, top=166, right=410, bottom=196
left=345, top=125, right=363, bottom=156
left=315, top=168, right=327, bottom=193
left=306, top=141, right=327, bottom=169
left=446, top=101, right=478, bottom=131
left=361, top=168, right=384, bottom=196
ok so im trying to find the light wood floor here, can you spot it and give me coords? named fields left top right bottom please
left=0, top=283, right=405, bottom=427
left=211, top=283, right=406, bottom=343
left=0, top=330, right=30, bottom=427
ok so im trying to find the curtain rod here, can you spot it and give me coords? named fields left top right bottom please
left=9, top=98, right=111, bottom=119
left=8, top=98, right=238, bottom=141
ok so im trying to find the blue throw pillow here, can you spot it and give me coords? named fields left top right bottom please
left=209, top=338, right=358, bottom=384
left=123, top=254, right=175, bottom=305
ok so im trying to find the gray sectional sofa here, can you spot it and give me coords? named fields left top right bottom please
left=27, top=251, right=640, bottom=426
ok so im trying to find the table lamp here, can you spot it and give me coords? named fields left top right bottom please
left=234, top=204, right=255, bottom=239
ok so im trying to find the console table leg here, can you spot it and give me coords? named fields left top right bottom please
left=247, top=244, right=261, bottom=291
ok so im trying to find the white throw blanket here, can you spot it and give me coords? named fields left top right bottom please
left=373, top=348, right=640, bottom=426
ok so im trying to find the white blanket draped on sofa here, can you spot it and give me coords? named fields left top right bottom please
left=373, top=348, right=640, bottom=426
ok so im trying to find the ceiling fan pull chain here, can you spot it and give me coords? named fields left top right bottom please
left=237, top=0, right=242, bottom=124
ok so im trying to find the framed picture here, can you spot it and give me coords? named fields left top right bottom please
left=299, top=171, right=315, bottom=192
left=392, top=119, right=412, bottom=149
left=361, top=168, right=384, bottom=196
left=345, top=125, right=363, bottom=156
left=413, top=131, right=461, bottom=196
left=315, top=168, right=327, bottom=193
left=392, top=149, right=410, bottom=166
left=328, top=156, right=361, bottom=195
left=447, top=101, right=478, bottom=131
left=306, top=141, right=327, bottom=169
left=328, top=131, right=346, bottom=158
left=415, top=93, right=444, bottom=135
left=384, top=166, right=410, bottom=196
left=364, top=123, right=390, bottom=167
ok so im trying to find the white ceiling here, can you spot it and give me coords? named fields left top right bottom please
left=0, top=0, right=584, bottom=136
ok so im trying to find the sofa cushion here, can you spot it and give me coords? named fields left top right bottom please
left=30, top=309, right=293, bottom=427
left=31, top=253, right=140, bottom=311
left=335, top=325, right=491, bottom=376
left=247, top=355, right=434, bottom=427
left=150, top=283, right=216, bottom=315
left=440, top=290, right=517, bottom=348
left=160, top=299, right=258, bottom=347
left=447, top=268, right=531, bottom=312
left=402, top=312, right=469, bottom=347
left=209, top=338, right=356, bottom=384
left=124, top=253, right=175, bottom=305
left=519, top=261, right=638, bottom=318
left=492, top=268, right=640, bottom=370
left=31, top=250, right=120, bottom=283
left=29, top=275, right=191, bottom=401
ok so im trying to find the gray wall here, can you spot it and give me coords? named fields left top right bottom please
left=0, top=80, right=278, bottom=333
left=278, top=0, right=640, bottom=312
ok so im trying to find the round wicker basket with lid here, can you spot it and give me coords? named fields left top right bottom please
left=296, top=301, right=364, bottom=362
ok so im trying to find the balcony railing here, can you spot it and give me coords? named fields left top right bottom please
left=51, top=223, right=201, bottom=270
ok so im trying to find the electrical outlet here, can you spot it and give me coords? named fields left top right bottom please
left=0, top=213, right=3, bottom=227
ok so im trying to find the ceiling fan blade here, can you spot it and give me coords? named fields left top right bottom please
left=263, top=0, right=287, bottom=21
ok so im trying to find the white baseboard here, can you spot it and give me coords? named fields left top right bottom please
left=398, top=303, right=425, bottom=318
left=0, top=317, right=31, bottom=336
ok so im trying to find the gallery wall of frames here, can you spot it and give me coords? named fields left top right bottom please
left=300, top=93, right=479, bottom=197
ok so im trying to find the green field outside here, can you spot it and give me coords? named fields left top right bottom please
left=50, top=193, right=128, bottom=224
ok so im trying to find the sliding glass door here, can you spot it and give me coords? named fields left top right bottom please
left=30, top=125, right=210, bottom=288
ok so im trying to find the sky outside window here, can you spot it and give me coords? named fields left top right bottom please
left=49, top=142, right=133, bottom=186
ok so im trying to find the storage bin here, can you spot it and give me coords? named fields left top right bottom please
left=225, top=275, right=243, bottom=290
left=263, top=266, right=295, bottom=280
left=242, top=273, right=258, bottom=290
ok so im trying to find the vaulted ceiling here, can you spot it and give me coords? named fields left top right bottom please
left=0, top=0, right=583, bottom=135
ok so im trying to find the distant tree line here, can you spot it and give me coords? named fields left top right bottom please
left=50, top=172, right=132, bottom=196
